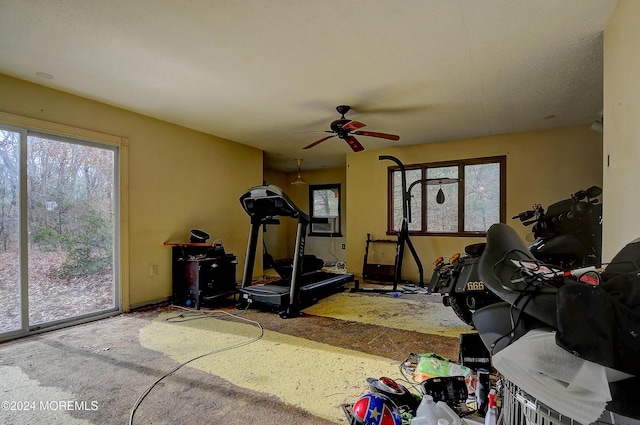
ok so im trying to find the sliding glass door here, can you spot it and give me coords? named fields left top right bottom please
left=0, top=126, right=119, bottom=338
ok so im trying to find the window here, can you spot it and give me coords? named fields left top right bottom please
left=309, top=184, right=341, bottom=237
left=388, top=156, right=505, bottom=236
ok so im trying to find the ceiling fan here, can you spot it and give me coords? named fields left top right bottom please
left=303, top=105, right=400, bottom=152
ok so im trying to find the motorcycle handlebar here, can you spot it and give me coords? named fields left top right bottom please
left=572, top=189, right=588, bottom=201
left=512, top=209, right=535, bottom=221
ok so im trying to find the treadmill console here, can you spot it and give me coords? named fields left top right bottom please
left=239, top=184, right=310, bottom=224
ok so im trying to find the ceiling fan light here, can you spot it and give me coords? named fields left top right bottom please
left=291, top=159, right=307, bottom=185
left=290, top=174, right=307, bottom=185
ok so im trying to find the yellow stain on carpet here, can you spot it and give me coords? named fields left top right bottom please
left=140, top=311, right=407, bottom=424
left=304, top=292, right=471, bottom=338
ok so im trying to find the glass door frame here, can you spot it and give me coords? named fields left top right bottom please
left=0, top=112, right=128, bottom=342
left=0, top=125, right=28, bottom=339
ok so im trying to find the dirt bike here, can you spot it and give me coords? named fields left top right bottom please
left=428, top=187, right=602, bottom=326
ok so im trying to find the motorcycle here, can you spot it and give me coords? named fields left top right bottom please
left=471, top=222, right=640, bottom=424
left=513, top=185, right=602, bottom=268
left=428, top=187, right=602, bottom=326
left=428, top=244, right=500, bottom=326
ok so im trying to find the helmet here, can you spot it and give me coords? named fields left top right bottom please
left=352, top=393, right=402, bottom=425
left=366, top=377, right=418, bottom=414
left=368, top=377, right=405, bottom=397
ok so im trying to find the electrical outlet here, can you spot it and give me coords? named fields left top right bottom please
left=149, top=264, right=158, bottom=277
left=341, top=243, right=346, bottom=250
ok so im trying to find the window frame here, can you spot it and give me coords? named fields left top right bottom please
left=387, top=155, right=506, bottom=237
left=308, top=183, right=342, bottom=237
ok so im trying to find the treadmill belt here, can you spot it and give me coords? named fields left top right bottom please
left=264, top=271, right=353, bottom=289
left=240, top=272, right=354, bottom=310
left=300, top=272, right=353, bottom=292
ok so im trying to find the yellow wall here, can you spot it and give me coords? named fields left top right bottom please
left=0, top=74, right=263, bottom=308
left=603, top=0, right=640, bottom=261
left=346, top=126, right=603, bottom=283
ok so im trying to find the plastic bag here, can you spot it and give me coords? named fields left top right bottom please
left=413, top=353, right=472, bottom=384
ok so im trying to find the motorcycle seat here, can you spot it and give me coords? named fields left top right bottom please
left=478, top=223, right=559, bottom=329
left=465, top=242, right=486, bottom=257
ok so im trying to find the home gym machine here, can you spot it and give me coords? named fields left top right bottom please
left=374, top=155, right=458, bottom=290
left=237, top=184, right=354, bottom=318
left=374, top=154, right=426, bottom=290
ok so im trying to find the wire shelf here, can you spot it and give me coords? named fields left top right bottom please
left=498, top=379, right=634, bottom=425
left=500, top=379, right=579, bottom=425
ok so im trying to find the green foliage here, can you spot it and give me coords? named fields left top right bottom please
left=58, top=208, right=112, bottom=279
left=3, top=132, right=115, bottom=279
left=32, top=208, right=113, bottom=279
left=31, top=225, right=69, bottom=251
left=55, top=245, right=112, bottom=279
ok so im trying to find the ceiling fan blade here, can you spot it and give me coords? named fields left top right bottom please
left=353, top=130, right=400, bottom=141
left=344, top=136, right=365, bottom=152
left=293, top=130, right=334, bottom=134
left=342, top=120, right=366, bottom=131
left=303, top=134, right=336, bottom=149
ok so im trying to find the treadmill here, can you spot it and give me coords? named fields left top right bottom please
left=237, top=184, right=354, bottom=318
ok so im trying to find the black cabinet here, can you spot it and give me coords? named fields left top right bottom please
left=168, top=244, right=238, bottom=309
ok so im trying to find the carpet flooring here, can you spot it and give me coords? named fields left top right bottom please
left=0, top=285, right=472, bottom=424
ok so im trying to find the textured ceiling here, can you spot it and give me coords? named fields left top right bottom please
left=0, top=0, right=616, bottom=171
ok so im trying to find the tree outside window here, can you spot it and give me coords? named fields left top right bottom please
left=388, top=156, right=505, bottom=236
left=309, top=184, right=341, bottom=237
